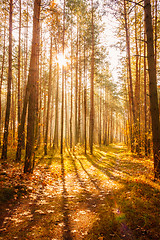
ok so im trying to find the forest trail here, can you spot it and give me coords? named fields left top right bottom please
left=0, top=144, right=160, bottom=240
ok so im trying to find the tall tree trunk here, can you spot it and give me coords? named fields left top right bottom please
left=134, top=2, right=140, bottom=154
left=65, top=71, right=68, bottom=147
left=78, top=26, right=81, bottom=143
left=1, top=0, right=13, bottom=160
left=21, top=2, right=29, bottom=150
left=84, top=40, right=87, bottom=154
left=18, top=0, right=21, bottom=126
left=138, top=21, right=142, bottom=151
left=44, top=35, right=53, bottom=155
left=89, top=0, right=95, bottom=154
left=124, top=0, right=135, bottom=151
left=60, top=0, right=65, bottom=154
left=37, top=23, right=43, bottom=148
left=0, top=13, right=6, bottom=147
left=53, top=59, right=59, bottom=149
left=24, top=0, right=41, bottom=173
left=144, top=0, right=160, bottom=179
left=70, top=12, right=73, bottom=149
left=124, top=0, right=136, bottom=148
left=53, top=15, right=60, bottom=149
left=144, top=23, right=148, bottom=156
left=75, top=18, right=79, bottom=146
left=11, top=85, right=16, bottom=144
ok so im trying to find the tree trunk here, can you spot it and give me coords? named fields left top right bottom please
left=89, top=0, right=95, bottom=154
left=0, top=13, right=6, bottom=147
left=24, top=0, right=41, bottom=173
left=144, top=23, right=148, bottom=156
left=70, top=12, right=73, bottom=149
left=53, top=59, right=59, bottom=149
left=134, top=2, right=140, bottom=154
left=144, top=0, right=160, bottom=179
left=18, top=0, right=21, bottom=126
left=78, top=26, right=82, bottom=143
left=60, top=0, right=65, bottom=154
left=1, top=0, right=13, bottom=160
left=44, top=35, right=53, bottom=155
left=84, top=40, right=87, bottom=154
left=124, top=0, right=136, bottom=150
left=75, top=18, right=79, bottom=146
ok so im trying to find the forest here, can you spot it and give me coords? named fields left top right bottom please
left=0, top=0, right=160, bottom=239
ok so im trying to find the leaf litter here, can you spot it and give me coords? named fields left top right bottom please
left=0, top=144, right=160, bottom=239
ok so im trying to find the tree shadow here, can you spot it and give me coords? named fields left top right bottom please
left=61, top=155, right=73, bottom=240
left=67, top=150, right=101, bottom=208
left=87, top=178, right=160, bottom=240
left=0, top=183, right=55, bottom=239
left=85, top=153, right=116, bottom=180
left=37, top=149, right=57, bottom=166
left=82, top=148, right=160, bottom=240
left=73, top=152, right=101, bottom=193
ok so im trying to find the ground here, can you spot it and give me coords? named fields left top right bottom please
left=0, top=144, right=160, bottom=240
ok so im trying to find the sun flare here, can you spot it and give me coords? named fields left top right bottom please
left=57, top=53, right=66, bottom=67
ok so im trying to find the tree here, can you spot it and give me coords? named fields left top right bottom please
left=60, top=0, right=66, bottom=155
left=89, top=0, right=95, bottom=155
left=44, top=35, right=53, bottom=155
left=144, top=0, right=160, bottom=179
left=24, top=0, right=41, bottom=173
left=1, top=0, right=13, bottom=160
left=17, top=0, right=21, bottom=126
left=0, top=11, right=6, bottom=147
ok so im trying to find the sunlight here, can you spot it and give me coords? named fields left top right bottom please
left=57, top=53, right=67, bottom=67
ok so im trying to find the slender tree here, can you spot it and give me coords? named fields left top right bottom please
left=70, top=10, right=73, bottom=149
left=84, top=39, right=87, bottom=154
left=89, top=0, right=95, bottom=154
left=60, top=0, right=65, bottom=154
left=1, top=0, right=13, bottom=160
left=18, top=0, right=21, bottom=126
left=44, top=35, right=53, bottom=155
left=0, top=12, right=6, bottom=147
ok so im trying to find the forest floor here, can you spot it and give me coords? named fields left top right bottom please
left=0, top=144, right=160, bottom=240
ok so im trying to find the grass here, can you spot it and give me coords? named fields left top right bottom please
left=0, top=144, right=160, bottom=239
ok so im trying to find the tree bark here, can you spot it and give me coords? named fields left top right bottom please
left=75, top=18, right=79, bottom=146
left=60, top=0, right=65, bottom=154
left=24, top=0, right=41, bottom=173
left=89, top=0, right=95, bottom=155
left=0, top=13, right=6, bottom=147
left=144, top=0, right=160, bottom=179
left=84, top=40, right=87, bottom=154
left=1, top=0, right=13, bottom=160
left=124, top=0, right=136, bottom=150
left=70, top=12, right=73, bottom=149
left=18, top=0, right=21, bottom=126
left=44, top=35, right=53, bottom=155
left=144, top=23, right=148, bottom=156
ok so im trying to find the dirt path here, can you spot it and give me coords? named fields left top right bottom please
left=0, top=145, right=160, bottom=240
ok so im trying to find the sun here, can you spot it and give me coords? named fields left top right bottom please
left=57, top=53, right=67, bottom=67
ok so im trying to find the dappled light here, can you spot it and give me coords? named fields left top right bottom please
left=1, top=145, right=160, bottom=239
